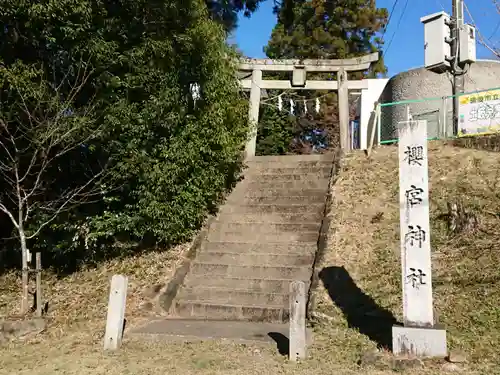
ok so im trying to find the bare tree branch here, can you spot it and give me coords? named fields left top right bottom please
left=0, top=202, right=20, bottom=230
left=0, top=60, right=112, bottom=250
left=26, top=165, right=109, bottom=240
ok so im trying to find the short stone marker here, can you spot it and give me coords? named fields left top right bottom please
left=392, top=120, right=447, bottom=357
left=104, top=274, right=128, bottom=351
left=289, top=280, right=306, bottom=362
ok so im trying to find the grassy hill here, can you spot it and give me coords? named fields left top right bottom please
left=0, top=142, right=499, bottom=374
left=311, top=141, right=500, bottom=373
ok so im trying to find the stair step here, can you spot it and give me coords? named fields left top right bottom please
left=168, top=153, right=335, bottom=323
left=247, top=154, right=334, bottom=163
left=130, top=319, right=305, bottom=344
left=243, top=173, right=330, bottom=183
left=177, top=287, right=289, bottom=306
left=218, top=203, right=325, bottom=215
left=244, top=167, right=332, bottom=179
left=190, top=263, right=312, bottom=280
left=184, top=275, right=310, bottom=293
left=207, top=229, right=320, bottom=243
left=210, top=222, right=321, bottom=234
left=173, top=300, right=289, bottom=323
left=201, top=241, right=318, bottom=254
left=226, top=194, right=327, bottom=205
left=215, top=212, right=322, bottom=224
left=197, top=252, right=315, bottom=266
left=229, top=188, right=328, bottom=198
left=243, top=179, right=329, bottom=190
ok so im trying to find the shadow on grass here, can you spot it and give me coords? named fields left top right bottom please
left=319, top=266, right=400, bottom=350
left=268, top=332, right=289, bottom=356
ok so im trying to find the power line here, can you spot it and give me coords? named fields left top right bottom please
left=486, top=0, right=500, bottom=47
left=379, top=0, right=400, bottom=59
left=384, top=0, right=411, bottom=58
left=488, top=20, right=500, bottom=40
left=380, top=0, right=400, bottom=54
left=383, top=0, right=400, bottom=38
left=463, top=1, right=499, bottom=58
left=434, top=0, right=446, bottom=11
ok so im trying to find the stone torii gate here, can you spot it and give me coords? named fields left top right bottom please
left=238, top=52, right=379, bottom=158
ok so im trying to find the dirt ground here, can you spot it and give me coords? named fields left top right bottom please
left=1, top=142, right=499, bottom=374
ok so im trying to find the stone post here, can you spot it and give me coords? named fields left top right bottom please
left=392, top=120, right=447, bottom=357
left=104, top=275, right=128, bottom=351
left=338, top=68, right=350, bottom=152
left=289, top=281, right=306, bottom=362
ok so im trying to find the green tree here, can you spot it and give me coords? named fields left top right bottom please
left=256, top=103, right=295, bottom=155
left=265, top=0, right=388, bottom=77
left=256, top=0, right=388, bottom=155
left=0, top=0, right=248, bottom=275
left=0, top=61, right=111, bottom=310
left=206, top=0, right=267, bottom=31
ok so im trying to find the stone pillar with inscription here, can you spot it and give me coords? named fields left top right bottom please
left=392, top=120, right=447, bottom=358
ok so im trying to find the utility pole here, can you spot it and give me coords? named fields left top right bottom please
left=421, top=0, right=475, bottom=137
left=451, top=0, right=465, bottom=135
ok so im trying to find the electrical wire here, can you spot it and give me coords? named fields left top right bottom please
left=383, top=0, right=400, bottom=38
left=244, top=1, right=407, bottom=110
left=446, top=2, right=499, bottom=127
left=434, top=0, right=446, bottom=11
left=379, top=0, right=400, bottom=57
left=463, top=1, right=499, bottom=58
left=383, top=0, right=411, bottom=59
left=488, top=0, right=500, bottom=50
left=488, top=19, right=500, bottom=40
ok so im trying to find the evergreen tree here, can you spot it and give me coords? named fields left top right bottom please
left=256, top=0, right=388, bottom=155
left=206, top=0, right=267, bottom=32
left=265, top=0, right=388, bottom=77
left=255, top=104, right=296, bottom=155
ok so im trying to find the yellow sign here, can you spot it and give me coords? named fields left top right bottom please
left=458, top=89, right=500, bottom=137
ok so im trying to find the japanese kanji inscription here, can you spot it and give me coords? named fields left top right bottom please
left=398, top=120, right=434, bottom=327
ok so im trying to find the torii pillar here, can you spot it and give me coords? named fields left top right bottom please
left=238, top=52, right=380, bottom=159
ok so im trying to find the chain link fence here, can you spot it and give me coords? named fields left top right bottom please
left=379, top=97, right=453, bottom=144
left=376, top=87, right=500, bottom=145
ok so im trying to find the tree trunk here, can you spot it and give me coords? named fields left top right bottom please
left=19, top=229, right=29, bottom=314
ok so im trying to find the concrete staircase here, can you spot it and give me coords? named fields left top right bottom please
left=169, top=154, right=334, bottom=323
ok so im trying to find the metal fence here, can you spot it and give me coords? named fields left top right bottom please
left=378, top=96, right=454, bottom=144
left=365, top=87, right=500, bottom=155
left=369, top=88, right=500, bottom=147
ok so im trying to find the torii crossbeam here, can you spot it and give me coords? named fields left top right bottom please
left=238, top=52, right=379, bottom=158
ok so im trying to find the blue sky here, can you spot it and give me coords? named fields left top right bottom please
left=234, top=0, right=499, bottom=76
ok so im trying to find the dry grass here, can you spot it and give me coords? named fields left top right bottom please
left=312, top=141, right=500, bottom=373
left=0, top=244, right=189, bottom=341
left=1, top=142, right=499, bottom=374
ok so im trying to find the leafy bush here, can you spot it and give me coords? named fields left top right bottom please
left=256, top=104, right=296, bottom=155
left=256, top=93, right=340, bottom=155
left=0, top=0, right=248, bottom=271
